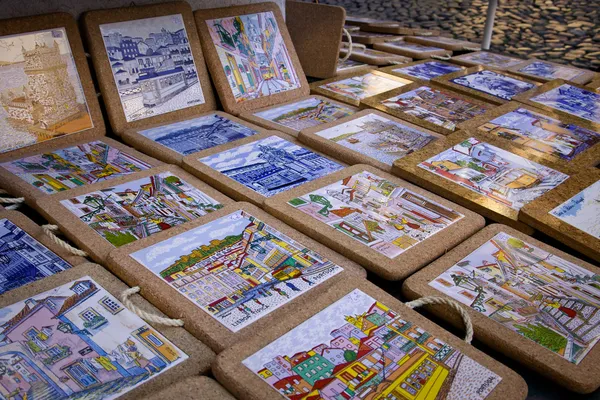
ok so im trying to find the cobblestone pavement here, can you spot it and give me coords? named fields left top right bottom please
left=312, top=0, right=600, bottom=72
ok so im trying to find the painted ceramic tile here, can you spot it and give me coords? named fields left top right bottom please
left=449, top=70, right=536, bottom=101
left=477, top=107, right=600, bottom=161
left=419, top=137, right=569, bottom=210
left=319, top=73, right=408, bottom=101
left=336, top=58, right=366, bottom=73
left=206, top=11, right=301, bottom=102
left=1, top=140, right=152, bottom=194
left=288, top=171, right=463, bottom=258
left=385, top=42, right=444, bottom=52
left=0, top=218, right=72, bottom=294
left=131, top=210, right=343, bottom=332
left=0, top=277, right=187, bottom=399
left=392, top=61, right=462, bottom=81
left=314, top=113, right=437, bottom=165
left=380, top=85, right=489, bottom=131
left=550, top=179, right=600, bottom=239
left=254, top=97, right=356, bottom=131
left=516, top=61, right=585, bottom=81
left=60, top=172, right=223, bottom=247
left=199, top=135, right=344, bottom=197
left=243, top=288, right=502, bottom=399
left=456, top=52, right=523, bottom=69
left=0, top=28, right=93, bottom=153
left=430, top=231, right=600, bottom=364
left=138, top=113, right=258, bottom=155
left=99, top=14, right=205, bottom=123
left=530, top=84, right=600, bottom=124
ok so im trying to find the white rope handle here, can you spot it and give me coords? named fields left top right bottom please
left=339, top=27, right=353, bottom=62
left=120, top=287, right=185, bottom=327
left=41, top=224, right=89, bottom=257
left=0, top=197, right=24, bottom=204
left=462, top=46, right=482, bottom=52
left=406, top=296, right=474, bottom=344
left=431, top=55, right=451, bottom=61
left=389, top=59, right=410, bottom=65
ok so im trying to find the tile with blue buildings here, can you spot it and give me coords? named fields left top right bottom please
left=449, top=70, right=536, bottom=101
left=392, top=61, right=463, bottom=81
left=530, top=84, right=600, bottom=125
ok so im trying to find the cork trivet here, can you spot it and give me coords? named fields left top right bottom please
left=432, top=66, right=540, bottom=106
left=373, top=41, right=452, bottom=60
left=309, top=70, right=414, bottom=107
left=0, top=13, right=105, bottom=155
left=0, top=137, right=162, bottom=207
left=360, top=81, right=495, bottom=136
left=286, top=1, right=345, bottom=79
left=506, top=59, right=597, bottom=85
left=350, top=31, right=404, bottom=45
left=361, top=24, right=440, bottom=36
left=402, top=223, right=600, bottom=393
left=35, top=164, right=233, bottom=263
left=214, top=278, right=528, bottom=400
left=513, top=80, right=600, bottom=132
left=182, top=130, right=346, bottom=207
left=263, top=164, right=484, bottom=280
left=519, top=170, right=600, bottom=262
left=392, top=131, right=576, bottom=233
left=105, top=202, right=366, bottom=352
left=378, top=59, right=466, bottom=82
left=121, top=111, right=270, bottom=166
left=459, top=102, right=600, bottom=170
left=449, top=51, right=526, bottom=70
left=339, top=47, right=412, bottom=66
left=194, top=3, right=308, bottom=116
left=405, top=35, right=481, bottom=51
left=589, top=79, right=600, bottom=90
left=83, top=2, right=216, bottom=134
left=334, top=59, right=375, bottom=77
left=147, top=376, right=235, bottom=400
left=344, top=16, right=397, bottom=27
left=0, top=262, right=214, bottom=399
left=298, top=109, right=444, bottom=172
left=238, top=95, right=358, bottom=136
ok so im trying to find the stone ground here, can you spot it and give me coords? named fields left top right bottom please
left=310, top=0, right=600, bottom=71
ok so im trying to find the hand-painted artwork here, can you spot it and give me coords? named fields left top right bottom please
left=392, top=61, right=463, bottom=81
left=254, top=97, right=356, bottom=131
left=99, top=14, right=205, bottom=123
left=60, top=172, right=223, bottom=247
left=456, top=52, right=523, bottom=69
left=530, top=84, right=600, bottom=124
left=288, top=171, right=463, bottom=258
left=419, top=137, right=570, bottom=210
left=243, top=288, right=502, bottom=399
left=336, top=58, right=367, bottom=73
left=517, top=61, right=585, bottom=81
left=314, top=113, right=437, bottom=165
left=430, top=232, right=600, bottom=364
left=206, top=11, right=301, bottom=102
left=0, top=28, right=93, bottom=153
left=0, top=218, right=72, bottom=294
left=477, top=107, right=600, bottom=161
left=0, top=277, right=187, bottom=399
left=138, top=113, right=258, bottom=155
left=380, top=85, right=489, bottom=131
left=199, top=135, right=344, bottom=197
left=449, top=70, right=536, bottom=101
left=319, top=73, right=409, bottom=101
left=550, top=179, right=600, bottom=239
left=131, top=210, right=343, bottom=332
left=1, top=140, right=152, bottom=194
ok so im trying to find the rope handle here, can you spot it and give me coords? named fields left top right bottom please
left=389, top=60, right=410, bottom=65
left=41, top=224, right=89, bottom=257
left=406, top=296, right=474, bottom=344
left=120, top=287, right=185, bottom=327
left=339, top=27, right=353, bottom=63
left=431, top=55, right=451, bottom=61
left=462, top=46, right=482, bottom=52
left=0, top=189, right=24, bottom=209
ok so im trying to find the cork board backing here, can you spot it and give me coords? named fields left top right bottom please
left=105, top=202, right=367, bottom=353
left=286, top=1, right=345, bottom=79
left=0, top=13, right=105, bottom=155
left=373, top=42, right=452, bottom=60
left=344, top=16, right=397, bottom=27
left=506, top=58, right=597, bottom=85
left=432, top=66, right=541, bottom=106
left=147, top=376, right=235, bottom=400
left=121, top=111, right=270, bottom=166
left=402, top=223, right=600, bottom=393
left=334, top=60, right=375, bottom=78
left=360, top=81, right=495, bottom=136
left=448, top=51, right=526, bottom=70
left=519, top=170, right=600, bottom=262
left=350, top=32, right=404, bottom=45
left=392, top=131, right=576, bottom=233
left=588, top=79, right=600, bottom=90
left=213, top=278, right=528, bottom=400
left=35, top=164, right=233, bottom=263
left=83, top=2, right=217, bottom=134
left=298, top=109, right=445, bottom=173
left=405, top=35, right=481, bottom=51
left=194, top=3, right=309, bottom=116
left=0, top=136, right=162, bottom=207
left=237, top=95, right=358, bottom=136
left=339, top=47, right=412, bottom=66
left=458, top=102, right=600, bottom=170
left=361, top=25, right=440, bottom=36
left=0, top=262, right=215, bottom=399
left=182, top=130, right=346, bottom=207
left=378, top=59, right=467, bottom=82
left=263, top=164, right=485, bottom=280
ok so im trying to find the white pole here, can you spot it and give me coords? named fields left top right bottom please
left=482, top=0, right=498, bottom=50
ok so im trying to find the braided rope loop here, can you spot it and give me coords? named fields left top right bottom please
left=406, top=296, right=474, bottom=344
left=339, top=27, right=353, bottom=63
left=41, top=224, right=88, bottom=257
left=431, top=55, right=451, bottom=61
left=120, top=287, right=185, bottom=327
left=0, top=197, right=25, bottom=204
left=462, top=46, right=482, bottom=52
